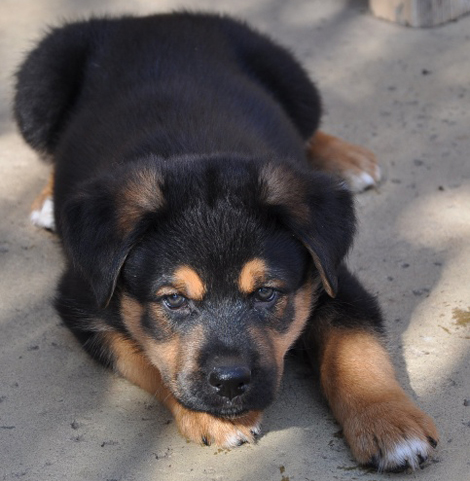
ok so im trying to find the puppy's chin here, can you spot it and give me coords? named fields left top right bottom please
left=174, top=394, right=252, bottom=418
left=201, top=406, right=251, bottom=420
left=174, top=386, right=275, bottom=419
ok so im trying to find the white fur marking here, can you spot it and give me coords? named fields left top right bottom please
left=359, top=172, right=375, bottom=187
left=379, top=438, right=430, bottom=471
left=224, top=432, right=247, bottom=448
left=30, top=197, right=55, bottom=231
left=222, top=421, right=261, bottom=448
left=347, top=171, right=376, bottom=192
left=250, top=423, right=261, bottom=436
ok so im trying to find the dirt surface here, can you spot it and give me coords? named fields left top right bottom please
left=1, top=1, right=469, bottom=480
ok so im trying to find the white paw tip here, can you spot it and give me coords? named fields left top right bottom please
left=30, top=197, right=55, bottom=230
left=225, top=432, right=249, bottom=448
left=224, top=422, right=261, bottom=448
left=359, top=172, right=376, bottom=187
left=348, top=172, right=377, bottom=192
left=251, top=423, right=262, bottom=436
left=379, top=438, right=431, bottom=471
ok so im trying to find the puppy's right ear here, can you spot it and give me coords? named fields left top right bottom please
left=260, top=163, right=355, bottom=298
left=60, top=164, right=165, bottom=308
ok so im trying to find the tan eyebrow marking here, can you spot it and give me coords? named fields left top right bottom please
left=173, top=266, right=206, bottom=301
left=155, top=286, right=180, bottom=298
left=238, top=258, right=267, bottom=294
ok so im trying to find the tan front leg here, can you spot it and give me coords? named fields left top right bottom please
left=307, top=131, right=381, bottom=192
left=319, top=328, right=438, bottom=471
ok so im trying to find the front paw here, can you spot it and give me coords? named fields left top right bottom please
left=173, top=405, right=262, bottom=448
left=343, top=397, right=439, bottom=472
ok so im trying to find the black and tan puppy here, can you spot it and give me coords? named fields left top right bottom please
left=14, top=12, right=437, bottom=471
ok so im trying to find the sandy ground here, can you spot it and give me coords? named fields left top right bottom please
left=1, top=1, right=469, bottom=480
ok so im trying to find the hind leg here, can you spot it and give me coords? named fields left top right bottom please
left=307, top=131, right=381, bottom=192
left=31, top=171, right=55, bottom=230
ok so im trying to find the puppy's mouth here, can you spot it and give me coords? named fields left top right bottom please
left=202, top=405, right=250, bottom=419
left=174, top=388, right=252, bottom=418
left=173, top=370, right=277, bottom=419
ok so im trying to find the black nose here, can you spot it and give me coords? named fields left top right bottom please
left=209, top=365, right=251, bottom=400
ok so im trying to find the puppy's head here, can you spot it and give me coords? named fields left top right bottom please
left=60, top=155, right=355, bottom=417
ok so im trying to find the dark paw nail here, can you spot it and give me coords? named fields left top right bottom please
left=390, top=461, right=409, bottom=473
left=428, top=437, right=438, bottom=448
left=236, top=439, right=247, bottom=446
left=368, top=454, right=380, bottom=469
left=202, top=436, right=210, bottom=446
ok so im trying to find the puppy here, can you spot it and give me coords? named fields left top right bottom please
left=14, top=12, right=437, bottom=471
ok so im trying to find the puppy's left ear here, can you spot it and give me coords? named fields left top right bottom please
left=59, top=164, right=164, bottom=308
left=260, top=164, right=355, bottom=297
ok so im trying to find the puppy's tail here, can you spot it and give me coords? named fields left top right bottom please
left=13, top=18, right=109, bottom=158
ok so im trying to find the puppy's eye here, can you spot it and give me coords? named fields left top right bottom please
left=163, top=293, right=188, bottom=309
left=254, top=287, right=277, bottom=303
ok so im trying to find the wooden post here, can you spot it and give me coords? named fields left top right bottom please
left=369, top=0, right=470, bottom=27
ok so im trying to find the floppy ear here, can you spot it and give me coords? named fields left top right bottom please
left=260, top=164, right=355, bottom=297
left=59, top=165, right=164, bottom=308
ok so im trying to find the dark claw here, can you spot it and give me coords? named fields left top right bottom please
left=368, top=441, right=383, bottom=470
left=418, top=453, right=428, bottom=464
left=201, top=436, right=210, bottom=446
left=368, top=454, right=380, bottom=470
left=389, top=461, right=410, bottom=474
left=236, top=439, right=247, bottom=446
left=368, top=454, right=409, bottom=473
left=427, top=437, right=438, bottom=448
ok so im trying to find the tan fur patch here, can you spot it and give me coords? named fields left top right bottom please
left=105, top=330, right=170, bottom=398
left=320, top=329, right=399, bottom=421
left=260, top=164, right=310, bottom=224
left=120, top=295, right=147, bottom=344
left=120, top=294, right=179, bottom=382
left=304, top=247, right=336, bottom=298
left=148, top=302, right=175, bottom=338
left=306, top=131, right=380, bottom=190
left=117, top=167, right=165, bottom=235
left=119, top=293, right=206, bottom=394
left=269, top=279, right=316, bottom=374
left=167, top=324, right=206, bottom=395
left=238, top=258, right=267, bottom=294
left=173, top=266, right=206, bottom=301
